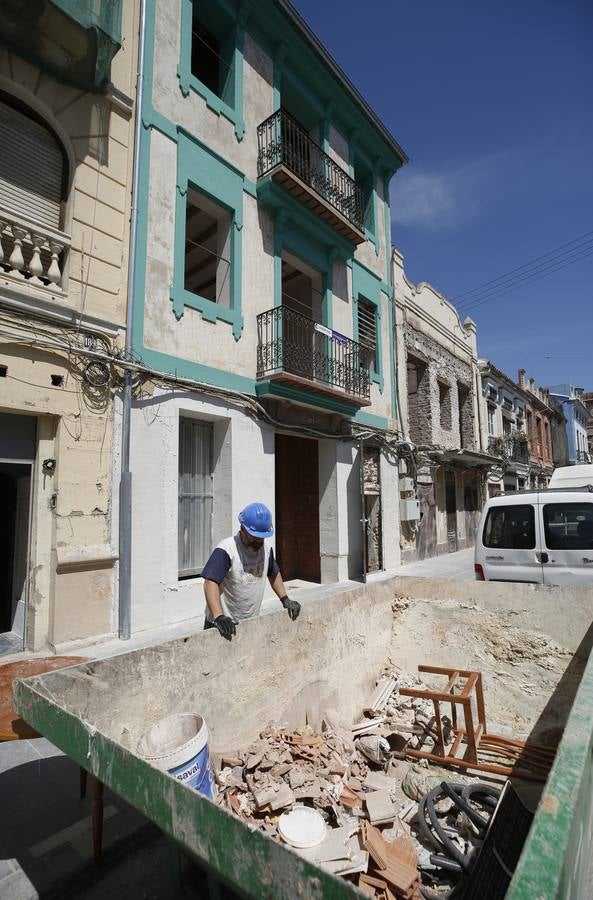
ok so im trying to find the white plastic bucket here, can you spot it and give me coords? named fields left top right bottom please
left=137, top=713, right=216, bottom=799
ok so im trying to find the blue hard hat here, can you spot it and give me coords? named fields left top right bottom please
left=239, top=503, right=274, bottom=538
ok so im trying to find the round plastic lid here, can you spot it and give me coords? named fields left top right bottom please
left=278, top=807, right=326, bottom=849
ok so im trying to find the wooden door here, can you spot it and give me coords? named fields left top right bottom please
left=445, top=470, right=458, bottom=553
left=275, top=435, right=320, bottom=582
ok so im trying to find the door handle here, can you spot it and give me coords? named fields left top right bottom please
left=537, top=552, right=549, bottom=564
left=485, top=555, right=504, bottom=560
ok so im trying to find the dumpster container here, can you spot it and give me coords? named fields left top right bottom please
left=13, top=576, right=593, bottom=898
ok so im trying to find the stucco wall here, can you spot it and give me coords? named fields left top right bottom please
left=144, top=0, right=393, bottom=423
left=0, top=2, right=138, bottom=650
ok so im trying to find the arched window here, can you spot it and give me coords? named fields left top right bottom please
left=0, top=95, right=69, bottom=288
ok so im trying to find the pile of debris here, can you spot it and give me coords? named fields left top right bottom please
left=214, top=665, right=549, bottom=897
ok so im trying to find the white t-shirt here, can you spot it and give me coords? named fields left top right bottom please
left=202, top=534, right=276, bottom=623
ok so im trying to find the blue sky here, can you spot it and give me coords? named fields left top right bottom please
left=292, top=0, right=593, bottom=390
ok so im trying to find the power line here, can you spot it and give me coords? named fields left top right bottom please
left=455, top=237, right=593, bottom=312
left=453, top=229, right=593, bottom=304
left=457, top=246, right=593, bottom=316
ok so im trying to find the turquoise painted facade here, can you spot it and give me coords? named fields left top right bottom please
left=125, top=0, right=408, bottom=624
left=132, top=0, right=406, bottom=422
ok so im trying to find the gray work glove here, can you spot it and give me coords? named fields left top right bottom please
left=280, top=596, right=301, bottom=621
left=214, top=615, right=236, bottom=640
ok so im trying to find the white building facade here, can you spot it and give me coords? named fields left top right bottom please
left=478, top=361, right=531, bottom=494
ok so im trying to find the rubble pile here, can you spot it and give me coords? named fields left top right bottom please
left=213, top=668, right=492, bottom=897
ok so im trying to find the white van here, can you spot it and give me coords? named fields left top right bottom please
left=475, top=487, right=593, bottom=585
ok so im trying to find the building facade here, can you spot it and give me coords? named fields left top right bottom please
left=582, top=392, right=593, bottom=458
left=126, top=0, right=408, bottom=634
left=548, top=385, right=592, bottom=465
left=0, top=3, right=138, bottom=653
left=478, top=361, right=531, bottom=495
left=517, top=370, right=555, bottom=488
left=393, top=251, right=491, bottom=562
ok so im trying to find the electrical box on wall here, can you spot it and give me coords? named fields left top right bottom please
left=400, top=477, right=415, bottom=493
left=400, top=499, right=421, bottom=521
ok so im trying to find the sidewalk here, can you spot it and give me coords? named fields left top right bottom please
left=0, top=547, right=474, bottom=897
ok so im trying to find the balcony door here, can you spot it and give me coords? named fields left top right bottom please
left=281, top=253, right=324, bottom=382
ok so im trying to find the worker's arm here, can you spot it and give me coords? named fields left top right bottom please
left=268, top=568, right=301, bottom=622
left=202, top=549, right=236, bottom=639
left=203, top=579, right=235, bottom=638
left=204, top=579, right=224, bottom=620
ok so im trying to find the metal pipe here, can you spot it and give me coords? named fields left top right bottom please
left=359, top=437, right=367, bottom=582
left=119, top=0, right=147, bottom=640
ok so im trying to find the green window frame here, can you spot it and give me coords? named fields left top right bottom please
left=171, top=130, right=244, bottom=339
left=352, top=261, right=384, bottom=391
left=177, top=0, right=246, bottom=141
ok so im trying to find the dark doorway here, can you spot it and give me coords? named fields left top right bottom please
left=445, top=470, right=458, bottom=553
left=0, top=463, right=31, bottom=638
left=463, top=476, right=481, bottom=548
left=416, top=482, right=437, bottom=560
left=275, top=434, right=320, bottom=582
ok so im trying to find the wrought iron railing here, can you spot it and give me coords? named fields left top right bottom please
left=576, top=450, right=591, bottom=463
left=510, top=441, right=530, bottom=463
left=488, top=435, right=530, bottom=464
left=257, top=305, right=370, bottom=401
left=257, top=108, right=365, bottom=233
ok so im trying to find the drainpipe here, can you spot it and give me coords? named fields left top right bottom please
left=119, top=0, right=147, bottom=640
left=359, top=437, right=367, bottom=583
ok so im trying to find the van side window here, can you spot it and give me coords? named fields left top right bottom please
left=543, top=504, right=593, bottom=550
left=483, top=505, right=535, bottom=550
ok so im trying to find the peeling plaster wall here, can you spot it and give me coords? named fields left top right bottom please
left=393, top=250, right=483, bottom=563
left=0, top=2, right=138, bottom=649
left=129, top=386, right=277, bottom=633
left=0, top=346, right=118, bottom=649
left=146, top=0, right=393, bottom=424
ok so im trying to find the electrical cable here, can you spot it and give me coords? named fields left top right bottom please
left=455, top=246, right=593, bottom=315
left=453, top=230, right=593, bottom=305
left=0, top=323, right=414, bottom=451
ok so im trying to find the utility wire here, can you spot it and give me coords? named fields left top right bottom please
left=456, top=245, right=593, bottom=315
left=453, top=229, right=593, bottom=306
left=456, top=239, right=593, bottom=311
left=456, top=241, right=593, bottom=312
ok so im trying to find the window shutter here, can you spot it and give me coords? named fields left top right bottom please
left=178, top=419, right=213, bottom=577
left=0, top=100, right=64, bottom=230
left=358, top=298, right=376, bottom=368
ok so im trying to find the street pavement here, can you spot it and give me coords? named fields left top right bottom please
left=0, top=546, right=475, bottom=897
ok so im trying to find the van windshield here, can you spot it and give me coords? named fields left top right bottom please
left=543, top=503, right=593, bottom=550
left=483, top=505, right=535, bottom=549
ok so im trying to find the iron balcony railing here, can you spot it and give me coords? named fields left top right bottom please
left=257, top=108, right=365, bottom=233
left=576, top=450, right=591, bottom=463
left=257, top=305, right=370, bottom=402
left=510, top=441, right=530, bottom=463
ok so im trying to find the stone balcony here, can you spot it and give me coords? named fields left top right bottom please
left=0, top=208, right=70, bottom=295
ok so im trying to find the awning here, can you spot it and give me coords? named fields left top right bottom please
left=429, top=448, right=501, bottom=468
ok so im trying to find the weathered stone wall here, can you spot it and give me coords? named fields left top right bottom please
left=404, top=324, right=476, bottom=450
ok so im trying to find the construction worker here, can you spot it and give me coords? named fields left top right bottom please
left=202, top=502, right=301, bottom=639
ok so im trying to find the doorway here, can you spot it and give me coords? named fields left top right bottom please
left=0, top=412, right=36, bottom=654
left=0, top=463, right=32, bottom=648
left=445, top=470, right=458, bottom=553
left=275, top=434, right=320, bottom=582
